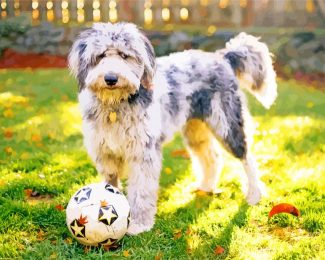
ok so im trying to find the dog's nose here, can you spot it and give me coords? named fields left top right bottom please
left=104, top=74, right=118, bottom=86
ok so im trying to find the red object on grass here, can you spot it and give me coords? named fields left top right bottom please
left=268, top=203, right=300, bottom=219
left=0, top=49, right=67, bottom=68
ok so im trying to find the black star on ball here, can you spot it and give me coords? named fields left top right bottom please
left=98, top=205, right=118, bottom=226
left=74, top=187, right=92, bottom=204
left=70, top=219, right=86, bottom=238
left=105, top=184, right=122, bottom=195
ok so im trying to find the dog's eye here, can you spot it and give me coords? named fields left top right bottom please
left=119, top=52, right=129, bottom=59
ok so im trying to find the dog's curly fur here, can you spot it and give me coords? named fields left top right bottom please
left=69, top=22, right=277, bottom=235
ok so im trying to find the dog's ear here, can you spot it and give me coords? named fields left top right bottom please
left=140, top=33, right=156, bottom=89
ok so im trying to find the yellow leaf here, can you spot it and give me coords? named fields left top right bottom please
left=31, top=134, right=41, bottom=142
left=3, top=109, right=14, bottom=118
left=164, top=167, right=172, bottom=175
left=4, top=146, right=13, bottom=155
left=3, top=128, right=13, bottom=139
left=109, top=112, right=117, bottom=123
left=123, top=250, right=130, bottom=257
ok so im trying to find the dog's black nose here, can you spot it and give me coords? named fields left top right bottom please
left=104, top=74, right=118, bottom=86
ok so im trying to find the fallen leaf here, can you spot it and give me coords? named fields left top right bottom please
left=123, top=250, right=130, bottom=257
left=268, top=203, right=300, bottom=219
left=194, top=190, right=210, bottom=197
left=173, top=229, right=182, bottom=240
left=214, top=245, right=225, bottom=255
left=3, top=128, right=13, bottom=139
left=164, top=167, right=172, bottom=175
left=4, top=146, right=13, bottom=155
left=154, top=252, right=163, bottom=260
left=185, top=227, right=192, bottom=235
left=170, top=149, right=190, bottom=159
left=3, top=109, right=14, bottom=118
left=55, top=204, right=65, bottom=211
left=24, top=189, right=33, bottom=197
left=61, top=95, right=69, bottom=101
left=31, top=134, right=41, bottom=142
left=64, top=237, right=73, bottom=245
left=78, top=214, right=88, bottom=225
left=37, top=230, right=45, bottom=241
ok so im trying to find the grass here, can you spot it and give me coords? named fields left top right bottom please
left=0, top=69, right=324, bottom=259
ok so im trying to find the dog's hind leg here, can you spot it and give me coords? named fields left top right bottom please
left=206, top=87, right=265, bottom=205
left=183, top=119, right=223, bottom=193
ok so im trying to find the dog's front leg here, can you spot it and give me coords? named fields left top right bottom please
left=127, top=150, right=162, bottom=235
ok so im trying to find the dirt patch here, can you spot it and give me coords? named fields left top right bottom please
left=0, top=49, right=67, bottom=69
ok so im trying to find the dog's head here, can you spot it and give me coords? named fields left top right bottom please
left=69, top=22, right=156, bottom=105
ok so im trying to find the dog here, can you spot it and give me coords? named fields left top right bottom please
left=68, top=22, right=277, bottom=235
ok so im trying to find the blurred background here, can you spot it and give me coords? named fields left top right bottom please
left=0, top=0, right=324, bottom=84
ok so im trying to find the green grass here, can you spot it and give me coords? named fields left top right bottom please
left=0, top=69, right=324, bottom=259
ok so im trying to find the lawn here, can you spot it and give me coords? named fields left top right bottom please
left=0, top=69, right=324, bottom=259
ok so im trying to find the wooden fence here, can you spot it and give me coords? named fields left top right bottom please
left=0, top=0, right=321, bottom=28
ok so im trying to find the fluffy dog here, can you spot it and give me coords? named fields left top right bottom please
left=68, top=22, right=277, bottom=235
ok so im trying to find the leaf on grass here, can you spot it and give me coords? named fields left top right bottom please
left=83, top=246, right=91, bottom=254
left=214, top=245, right=225, bottom=255
left=4, top=146, right=13, bottom=155
left=24, top=189, right=33, bottom=197
left=3, top=128, right=13, bottom=139
left=185, top=227, right=192, bottom=235
left=170, top=149, right=190, bottom=159
left=164, top=167, right=172, bottom=175
left=55, top=204, right=65, bottom=211
left=268, top=203, right=300, bottom=219
left=123, top=250, right=130, bottom=257
left=64, top=237, right=73, bottom=245
left=3, top=109, right=14, bottom=118
left=154, top=252, right=163, bottom=260
left=173, top=229, right=182, bottom=240
left=31, top=134, right=41, bottom=142
left=37, top=230, right=45, bottom=241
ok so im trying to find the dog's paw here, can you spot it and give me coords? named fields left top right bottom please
left=246, top=182, right=266, bottom=205
left=127, top=222, right=152, bottom=236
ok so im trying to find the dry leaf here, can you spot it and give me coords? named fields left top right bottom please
left=164, top=167, right=172, bottom=175
left=123, top=250, right=130, bottom=257
left=64, top=237, right=73, bottom=245
left=4, top=146, right=13, bottom=155
left=61, top=95, right=69, bottom=101
left=3, top=128, right=13, bottom=139
left=185, top=227, right=192, bottom=235
left=173, top=229, right=182, bottom=240
left=55, top=204, right=65, bottom=211
left=3, top=109, right=14, bottom=118
left=170, top=149, right=190, bottom=159
left=78, top=214, right=88, bottom=225
left=37, top=230, right=45, bottom=241
left=24, top=189, right=33, bottom=197
left=154, top=252, right=163, bottom=260
left=31, top=134, right=41, bottom=142
left=268, top=203, right=300, bottom=218
left=214, top=245, right=225, bottom=255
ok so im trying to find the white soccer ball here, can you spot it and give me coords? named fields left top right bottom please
left=66, top=182, right=130, bottom=246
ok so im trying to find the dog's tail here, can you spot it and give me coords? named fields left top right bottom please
left=223, top=33, right=277, bottom=109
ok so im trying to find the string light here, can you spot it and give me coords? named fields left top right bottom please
left=144, top=8, right=152, bottom=25
left=47, top=1, right=54, bottom=22
left=93, top=0, right=100, bottom=22
left=109, top=0, right=117, bottom=23
left=32, top=0, right=39, bottom=21
left=200, top=0, right=209, bottom=6
left=14, top=0, right=20, bottom=16
left=240, top=0, right=247, bottom=8
left=162, top=7, right=170, bottom=22
left=219, top=0, right=229, bottom=9
left=62, top=0, right=69, bottom=24
left=77, top=0, right=84, bottom=23
left=1, top=0, right=6, bottom=18
left=180, top=7, right=188, bottom=21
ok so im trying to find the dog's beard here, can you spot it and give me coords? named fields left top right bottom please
left=90, top=76, right=138, bottom=106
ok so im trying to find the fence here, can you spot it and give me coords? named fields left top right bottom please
left=0, top=0, right=322, bottom=28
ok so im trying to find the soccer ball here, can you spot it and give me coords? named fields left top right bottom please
left=66, top=182, right=130, bottom=246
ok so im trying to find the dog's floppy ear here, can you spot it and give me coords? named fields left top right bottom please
left=140, top=33, right=156, bottom=89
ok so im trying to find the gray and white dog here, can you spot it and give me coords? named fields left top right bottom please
left=68, top=22, right=277, bottom=235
